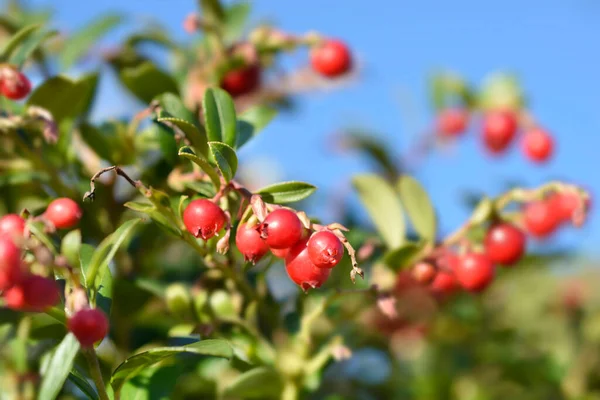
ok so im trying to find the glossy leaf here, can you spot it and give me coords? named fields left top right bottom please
left=383, top=241, right=426, bottom=271
left=119, top=61, right=179, bottom=104
left=203, top=87, right=237, bottom=146
left=178, top=146, right=221, bottom=190
left=0, top=23, right=41, bottom=61
left=257, top=181, right=317, bottom=204
left=156, top=112, right=209, bottom=157
left=397, top=175, right=437, bottom=243
left=353, top=174, right=405, bottom=248
left=208, top=141, right=237, bottom=182
left=27, top=75, right=91, bottom=123
left=61, top=229, right=81, bottom=269
left=110, top=339, right=233, bottom=393
left=119, top=363, right=184, bottom=400
left=236, top=105, right=277, bottom=149
left=67, top=369, right=100, bottom=400
left=37, top=334, right=80, bottom=400
left=223, top=367, right=282, bottom=398
left=79, top=244, right=95, bottom=287
left=79, top=122, right=113, bottom=162
left=224, top=2, right=251, bottom=42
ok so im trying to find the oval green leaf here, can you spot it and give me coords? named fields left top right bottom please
left=236, top=105, right=277, bottom=149
left=178, top=146, right=221, bottom=190
left=37, top=334, right=80, bottom=400
left=223, top=367, right=282, bottom=398
left=27, top=76, right=91, bottom=124
left=397, top=175, right=437, bottom=243
left=0, top=23, right=41, bottom=61
left=61, top=229, right=81, bottom=269
left=203, top=87, right=237, bottom=147
left=383, top=241, right=426, bottom=271
left=257, top=181, right=317, bottom=204
left=208, top=141, right=237, bottom=183
left=119, top=61, right=179, bottom=104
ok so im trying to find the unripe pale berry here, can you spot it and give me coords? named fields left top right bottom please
left=437, top=108, right=469, bottom=137
left=220, top=64, right=261, bottom=97
left=259, top=209, right=303, bottom=250
left=45, top=198, right=82, bottom=229
left=1, top=71, right=31, bottom=100
left=454, top=253, right=495, bottom=292
left=522, top=127, right=554, bottom=163
left=411, top=261, right=436, bottom=284
left=0, top=214, right=26, bottom=238
left=235, top=223, right=269, bottom=264
left=68, top=308, right=109, bottom=347
left=285, top=238, right=330, bottom=292
left=0, top=236, right=22, bottom=291
left=310, top=39, right=352, bottom=78
left=484, top=222, right=526, bottom=266
left=482, top=110, right=518, bottom=154
left=183, top=199, right=226, bottom=240
left=307, top=230, right=344, bottom=269
left=523, top=200, right=560, bottom=238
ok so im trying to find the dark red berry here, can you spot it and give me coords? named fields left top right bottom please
left=68, top=308, right=109, bottom=347
left=22, top=275, right=60, bottom=311
left=411, top=261, right=436, bottom=284
left=285, top=238, right=330, bottom=292
left=310, top=39, right=352, bottom=78
left=484, top=222, right=526, bottom=266
left=454, top=253, right=495, bottom=292
left=522, top=127, right=554, bottom=163
left=1, top=70, right=31, bottom=100
left=220, top=64, right=261, bottom=97
left=437, top=108, right=469, bottom=137
left=523, top=200, right=560, bottom=238
left=307, top=231, right=344, bottom=269
left=482, top=110, right=518, bottom=154
left=183, top=199, right=226, bottom=240
left=235, top=223, right=269, bottom=264
left=45, top=198, right=82, bottom=230
left=0, top=236, right=22, bottom=291
left=271, top=247, right=289, bottom=259
left=259, top=209, right=303, bottom=250
left=0, top=214, right=25, bottom=238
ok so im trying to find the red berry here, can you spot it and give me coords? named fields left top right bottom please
left=549, top=192, right=586, bottom=224
left=68, top=308, right=109, bottom=347
left=220, top=64, right=261, bottom=97
left=522, top=127, right=554, bottom=163
left=0, top=214, right=26, bottom=238
left=235, top=223, right=269, bottom=264
left=259, top=209, right=303, bottom=250
left=482, top=110, right=518, bottom=154
left=429, top=271, right=458, bottom=296
left=183, top=199, right=226, bottom=240
left=454, top=253, right=495, bottom=292
left=484, top=222, right=526, bottom=266
left=0, top=236, right=22, bottom=291
left=23, top=275, right=60, bottom=311
left=45, top=198, right=82, bottom=230
left=271, top=247, right=289, bottom=259
left=285, top=238, right=331, bottom=291
left=310, top=39, right=352, bottom=78
left=437, top=108, right=469, bottom=137
left=523, top=200, right=560, bottom=238
left=307, top=231, right=344, bottom=269
left=411, top=261, right=436, bottom=284
left=4, top=284, right=26, bottom=309
left=0, top=70, right=31, bottom=100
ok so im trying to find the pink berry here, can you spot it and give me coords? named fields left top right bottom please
left=484, top=222, right=526, bottom=266
left=437, top=108, right=469, bottom=137
left=183, top=199, right=226, bottom=240
left=45, top=198, right=82, bottom=229
left=523, top=200, right=560, bottom=238
left=259, top=209, right=303, bottom=250
left=310, top=39, right=352, bottom=78
left=482, top=110, right=518, bottom=154
left=235, top=223, right=269, bottom=264
left=307, top=231, right=344, bottom=269
left=0, top=214, right=26, bottom=238
left=522, top=127, right=554, bottom=163
left=454, top=253, right=495, bottom=292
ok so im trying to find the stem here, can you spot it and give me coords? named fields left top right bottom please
left=281, top=380, right=299, bottom=400
left=14, top=316, right=31, bottom=374
left=82, top=348, right=110, bottom=400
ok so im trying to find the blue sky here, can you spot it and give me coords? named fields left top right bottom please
left=25, top=0, right=600, bottom=255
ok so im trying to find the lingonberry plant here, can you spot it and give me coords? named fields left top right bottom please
left=0, top=1, right=593, bottom=400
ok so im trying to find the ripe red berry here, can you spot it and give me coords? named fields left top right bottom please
left=4, top=284, right=26, bottom=309
left=484, top=222, right=526, bottom=266
left=437, top=108, right=469, bottom=137
left=23, top=275, right=60, bottom=311
left=522, top=127, right=554, bottom=163
left=0, top=236, right=22, bottom=291
left=0, top=70, right=31, bottom=100
left=411, top=261, right=436, bottom=284
left=549, top=192, right=586, bottom=224
left=429, top=271, right=458, bottom=296
left=183, top=199, right=226, bottom=240
left=220, top=64, right=261, bottom=97
left=68, top=308, right=109, bottom=347
left=235, top=223, right=269, bottom=264
left=0, top=214, right=26, bottom=238
left=307, top=231, right=344, bottom=269
left=523, top=200, right=560, bottom=238
left=271, top=247, right=289, bottom=258
left=45, top=198, right=82, bottom=230
left=259, top=209, right=303, bottom=250
left=310, top=39, right=352, bottom=78
left=454, top=253, right=495, bottom=292
left=285, top=238, right=331, bottom=291
left=482, top=110, right=518, bottom=154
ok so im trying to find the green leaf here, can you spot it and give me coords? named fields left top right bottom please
left=203, top=87, right=237, bottom=146
left=353, top=174, right=405, bottom=249
left=178, top=146, right=221, bottom=190
left=397, top=175, right=437, bottom=243
left=0, top=170, right=49, bottom=187
left=97, top=267, right=113, bottom=316
left=342, top=131, right=399, bottom=180
left=224, top=2, right=251, bottom=42
left=257, top=181, right=317, bottom=204
left=119, top=363, right=184, bottom=400
left=61, top=229, right=81, bottom=269
left=223, top=367, right=282, bottom=398
left=27, top=75, right=91, bottom=124
left=208, top=141, right=237, bottom=182
left=125, top=200, right=181, bottom=237
left=156, top=112, right=209, bottom=158
left=10, top=28, right=57, bottom=67
left=68, top=368, right=100, bottom=400
left=26, top=220, right=57, bottom=254
left=60, top=13, right=123, bottom=69
left=383, top=241, right=426, bottom=271
left=0, top=23, right=41, bottom=61
left=110, top=339, right=233, bottom=394
left=478, top=72, right=524, bottom=111
left=119, top=61, right=179, bottom=104
left=200, top=0, right=226, bottom=24
left=236, top=105, right=277, bottom=149
left=37, top=334, right=80, bottom=400
left=124, top=201, right=155, bottom=213
left=79, top=244, right=95, bottom=286
left=79, top=122, right=113, bottom=162
left=469, top=196, right=494, bottom=225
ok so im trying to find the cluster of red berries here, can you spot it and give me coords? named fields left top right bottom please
left=220, top=39, right=352, bottom=97
left=0, top=67, right=31, bottom=100
left=183, top=199, right=345, bottom=291
left=437, top=108, right=555, bottom=164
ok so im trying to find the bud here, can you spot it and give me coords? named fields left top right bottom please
left=249, top=26, right=271, bottom=45
left=209, top=290, right=236, bottom=319
left=165, top=283, right=192, bottom=319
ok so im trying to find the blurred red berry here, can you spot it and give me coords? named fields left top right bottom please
left=523, top=200, right=561, bottom=238
left=220, top=64, right=261, bottom=97
left=307, top=231, right=344, bottom=269
left=285, top=238, right=330, bottom=291
left=4, top=284, right=26, bottom=309
left=235, top=223, right=269, bottom=264
left=0, top=70, right=31, bottom=100
left=549, top=192, right=587, bottom=224
left=482, top=110, right=518, bottom=154
left=0, top=214, right=26, bottom=239
left=271, top=247, right=290, bottom=258
left=522, top=127, right=554, bottom=163
left=454, top=253, right=495, bottom=292
left=411, top=261, right=437, bottom=284
left=429, top=271, right=458, bottom=296
left=45, top=198, right=82, bottom=229
left=484, top=222, right=526, bottom=266
left=259, top=209, right=303, bottom=250
left=5, top=275, right=59, bottom=311
left=0, top=236, right=22, bottom=291
left=68, top=308, right=109, bottom=347
left=183, top=199, right=226, bottom=240
left=310, top=39, right=352, bottom=78
left=437, top=108, right=469, bottom=137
